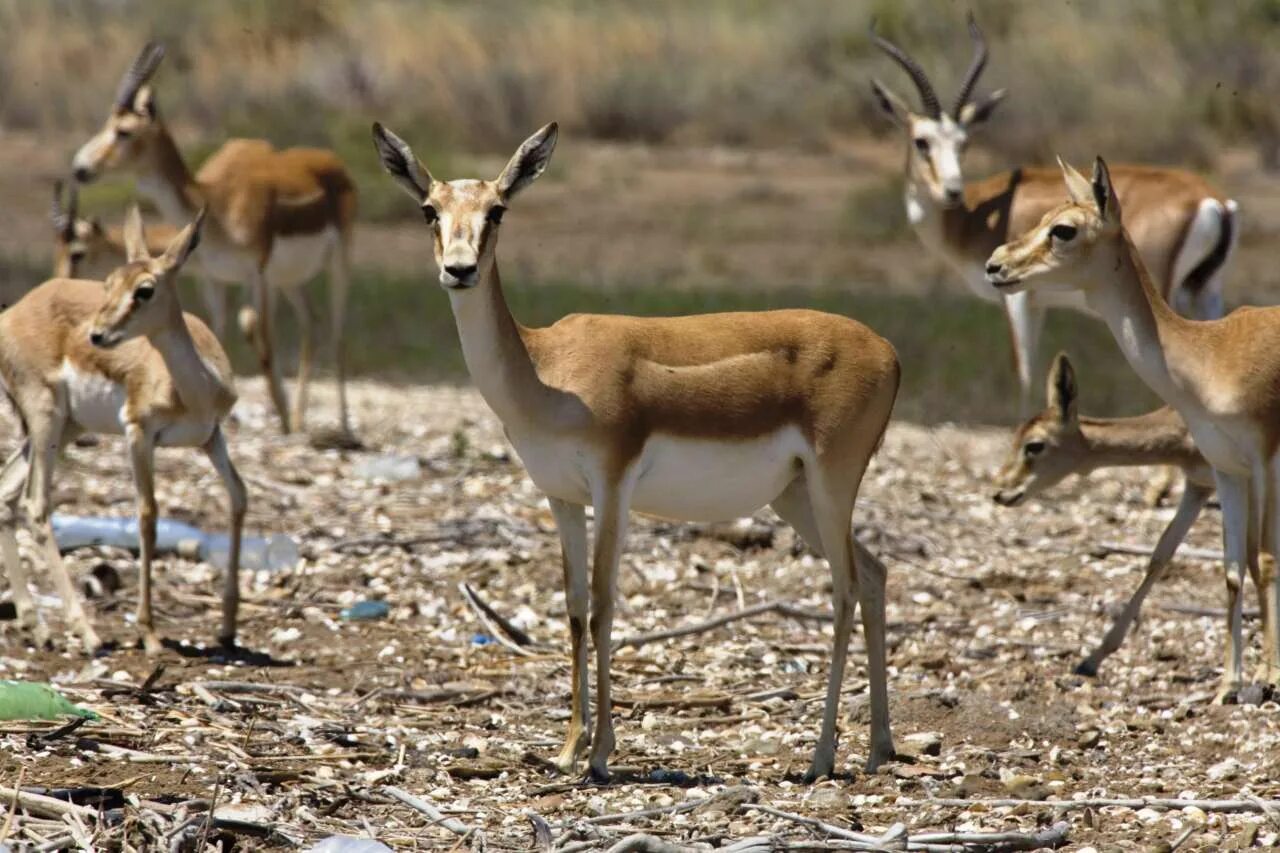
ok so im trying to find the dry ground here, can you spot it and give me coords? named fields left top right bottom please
left=1, top=380, right=1279, bottom=850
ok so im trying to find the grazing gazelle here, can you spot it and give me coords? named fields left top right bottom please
left=372, top=121, right=900, bottom=780
left=870, top=16, right=1238, bottom=413
left=990, top=352, right=1256, bottom=678
left=71, top=42, right=358, bottom=439
left=986, top=157, right=1280, bottom=698
left=0, top=207, right=245, bottom=655
left=51, top=180, right=178, bottom=280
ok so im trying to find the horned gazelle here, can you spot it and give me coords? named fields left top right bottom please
left=987, top=157, right=1280, bottom=698
left=990, top=352, right=1271, bottom=679
left=71, top=43, right=357, bottom=439
left=372, top=121, right=900, bottom=780
left=0, top=206, right=245, bottom=655
left=51, top=181, right=178, bottom=280
left=870, top=16, right=1238, bottom=413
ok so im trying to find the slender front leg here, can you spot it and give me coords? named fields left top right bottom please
left=125, top=423, right=162, bottom=655
left=242, top=265, right=291, bottom=434
left=282, top=286, right=316, bottom=434
left=586, top=475, right=635, bottom=782
left=1213, top=470, right=1250, bottom=703
left=547, top=497, right=590, bottom=773
left=204, top=426, right=247, bottom=648
left=1076, top=484, right=1210, bottom=676
left=1002, top=290, right=1046, bottom=418
left=0, top=443, right=44, bottom=646
left=198, top=271, right=230, bottom=339
left=328, top=245, right=352, bottom=436
left=1262, top=459, right=1280, bottom=685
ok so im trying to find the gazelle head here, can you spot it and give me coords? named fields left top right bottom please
left=993, top=352, right=1084, bottom=507
left=88, top=205, right=204, bottom=348
left=51, top=181, right=105, bottom=278
left=870, top=14, right=1006, bottom=208
left=371, top=122, right=557, bottom=290
left=72, top=42, right=166, bottom=184
left=985, top=156, right=1123, bottom=295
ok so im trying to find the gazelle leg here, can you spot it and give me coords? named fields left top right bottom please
left=1076, top=484, right=1210, bottom=676
left=125, top=423, right=161, bottom=655
left=282, top=286, right=315, bottom=434
left=25, top=408, right=99, bottom=652
left=585, top=474, right=635, bottom=782
left=0, top=443, right=43, bottom=645
left=1142, top=466, right=1180, bottom=509
left=547, top=497, right=590, bottom=773
left=1261, top=458, right=1280, bottom=685
left=241, top=266, right=291, bottom=434
left=198, top=272, right=230, bottom=339
left=1003, top=289, right=1045, bottom=418
left=328, top=243, right=352, bottom=436
left=1213, top=470, right=1250, bottom=703
left=204, top=426, right=246, bottom=648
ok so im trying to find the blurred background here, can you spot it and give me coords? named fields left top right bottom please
left=0, top=0, right=1277, bottom=423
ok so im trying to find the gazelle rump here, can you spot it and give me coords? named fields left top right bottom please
left=990, top=352, right=1268, bottom=678
left=51, top=180, right=178, bottom=280
left=871, top=15, right=1238, bottom=413
left=71, top=43, right=358, bottom=438
left=987, top=157, right=1280, bottom=698
left=372, top=121, right=901, bottom=780
left=0, top=207, right=245, bottom=654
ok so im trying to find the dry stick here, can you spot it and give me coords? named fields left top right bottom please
left=584, top=786, right=757, bottom=827
left=1097, top=541, right=1222, bottom=562
left=382, top=786, right=476, bottom=839
left=910, top=796, right=1280, bottom=813
left=0, top=767, right=25, bottom=843
left=614, top=601, right=832, bottom=651
left=602, top=835, right=696, bottom=853
left=0, top=786, right=96, bottom=822
left=459, top=582, right=538, bottom=655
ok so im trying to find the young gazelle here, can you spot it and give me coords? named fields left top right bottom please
left=372, top=122, right=900, bottom=780
left=986, top=157, right=1280, bottom=699
left=51, top=181, right=178, bottom=280
left=71, top=43, right=357, bottom=439
left=0, top=207, right=245, bottom=655
left=991, top=352, right=1241, bottom=678
left=871, top=16, right=1238, bottom=413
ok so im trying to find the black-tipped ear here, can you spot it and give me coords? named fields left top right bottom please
left=870, top=79, right=912, bottom=127
left=123, top=205, right=149, bottom=263
left=1091, top=156, right=1120, bottom=223
left=371, top=122, right=433, bottom=204
left=958, top=88, right=1006, bottom=127
left=496, top=122, right=558, bottom=199
left=1046, top=352, right=1078, bottom=423
left=160, top=207, right=204, bottom=270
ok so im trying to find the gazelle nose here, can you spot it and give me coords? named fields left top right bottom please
left=945, top=187, right=963, bottom=204
left=445, top=263, right=477, bottom=280
left=986, top=261, right=1003, bottom=276
left=73, top=166, right=93, bottom=183
left=89, top=331, right=105, bottom=347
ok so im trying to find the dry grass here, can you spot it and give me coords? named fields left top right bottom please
left=1, top=0, right=1277, bottom=168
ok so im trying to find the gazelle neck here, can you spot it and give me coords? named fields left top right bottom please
left=146, top=308, right=229, bottom=417
left=447, top=263, right=563, bottom=427
left=1083, top=232, right=1190, bottom=406
left=1077, top=409, right=1196, bottom=471
left=137, top=125, right=204, bottom=225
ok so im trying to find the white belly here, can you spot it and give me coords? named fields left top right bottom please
left=631, top=429, right=807, bottom=521
left=62, top=361, right=126, bottom=435
left=155, top=418, right=216, bottom=448
left=265, top=229, right=335, bottom=289
left=1183, top=413, right=1253, bottom=476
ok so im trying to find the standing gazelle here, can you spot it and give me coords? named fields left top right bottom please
left=871, top=16, right=1238, bottom=414
left=987, top=157, right=1280, bottom=698
left=0, top=207, right=245, bottom=655
left=51, top=180, right=177, bottom=280
left=372, top=121, right=900, bottom=780
left=71, top=43, right=357, bottom=439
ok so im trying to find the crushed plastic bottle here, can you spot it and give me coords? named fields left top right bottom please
left=307, top=837, right=393, bottom=853
left=0, top=680, right=99, bottom=721
left=339, top=600, right=390, bottom=622
left=352, top=453, right=421, bottom=482
left=51, top=515, right=299, bottom=572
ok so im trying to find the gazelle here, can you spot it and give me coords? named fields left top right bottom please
left=0, top=206, right=244, bottom=655
left=71, top=43, right=358, bottom=439
left=990, top=352, right=1252, bottom=678
left=51, top=180, right=178, bottom=280
left=870, top=16, right=1238, bottom=413
left=987, top=157, right=1280, bottom=699
left=372, top=121, right=900, bottom=780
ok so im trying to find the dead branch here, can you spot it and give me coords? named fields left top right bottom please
left=912, top=795, right=1280, bottom=813
left=459, top=581, right=538, bottom=656
left=382, top=785, right=478, bottom=840
left=614, top=601, right=832, bottom=651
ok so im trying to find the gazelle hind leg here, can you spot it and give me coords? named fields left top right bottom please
left=328, top=243, right=352, bottom=436
left=1076, top=484, right=1210, bottom=676
left=1213, top=470, right=1251, bottom=703
left=0, top=443, right=44, bottom=646
left=1261, top=457, right=1280, bottom=685
left=548, top=498, right=590, bottom=773
left=241, top=268, right=291, bottom=434
left=281, top=286, right=316, bottom=433
left=204, top=426, right=246, bottom=648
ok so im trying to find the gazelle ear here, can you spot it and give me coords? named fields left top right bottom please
left=871, top=79, right=912, bottom=127
left=1057, top=156, right=1093, bottom=208
left=1091, top=156, right=1121, bottom=224
left=496, top=122, right=558, bottom=200
left=132, top=85, right=157, bottom=119
left=1046, top=352, right=1078, bottom=424
left=371, top=122, right=433, bottom=204
left=958, top=88, right=1006, bottom=127
left=159, top=208, right=205, bottom=272
left=122, top=205, right=149, bottom=263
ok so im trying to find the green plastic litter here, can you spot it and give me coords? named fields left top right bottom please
left=0, top=680, right=99, bottom=721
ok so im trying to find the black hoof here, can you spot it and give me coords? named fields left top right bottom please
left=585, top=766, right=611, bottom=785
left=1074, top=659, right=1099, bottom=677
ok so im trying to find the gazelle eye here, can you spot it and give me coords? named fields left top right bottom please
left=913, top=137, right=929, bottom=153
left=487, top=206, right=506, bottom=225
left=134, top=284, right=155, bottom=302
left=116, top=128, right=133, bottom=140
left=1023, top=440, right=1046, bottom=458
left=421, top=205, right=438, bottom=225
left=1050, top=224, right=1078, bottom=242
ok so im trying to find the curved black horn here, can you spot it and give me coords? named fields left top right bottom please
left=953, top=13, right=989, bottom=115
left=114, top=41, right=166, bottom=110
left=869, top=20, right=940, bottom=119
left=51, top=181, right=75, bottom=239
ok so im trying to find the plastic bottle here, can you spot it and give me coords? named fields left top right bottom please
left=50, top=514, right=299, bottom=572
